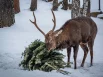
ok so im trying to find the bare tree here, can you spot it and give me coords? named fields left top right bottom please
left=43, top=0, right=53, bottom=2
left=61, top=0, right=68, bottom=10
left=0, top=0, right=15, bottom=28
left=98, top=0, right=101, bottom=10
left=52, top=0, right=62, bottom=11
left=30, top=0, right=37, bottom=11
left=71, top=0, right=80, bottom=18
left=52, top=0, right=58, bottom=11
left=72, top=0, right=90, bottom=18
left=14, top=0, right=20, bottom=14
left=48, top=0, right=53, bottom=2
left=82, top=0, right=90, bottom=17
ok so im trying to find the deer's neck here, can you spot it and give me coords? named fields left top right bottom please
left=54, top=29, right=70, bottom=49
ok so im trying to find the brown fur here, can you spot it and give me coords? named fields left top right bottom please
left=55, top=17, right=97, bottom=47
left=30, top=11, right=97, bottom=69
left=45, top=16, right=97, bottom=69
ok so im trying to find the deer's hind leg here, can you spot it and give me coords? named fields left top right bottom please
left=88, top=38, right=94, bottom=66
left=80, top=43, right=89, bottom=67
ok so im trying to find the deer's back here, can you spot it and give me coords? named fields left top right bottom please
left=61, top=17, right=97, bottom=43
left=74, top=17, right=97, bottom=40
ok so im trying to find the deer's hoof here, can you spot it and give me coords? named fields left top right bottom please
left=81, top=64, right=84, bottom=67
left=74, top=67, right=77, bottom=69
left=90, top=63, right=93, bottom=67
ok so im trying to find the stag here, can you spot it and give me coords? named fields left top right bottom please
left=30, top=10, right=97, bottom=69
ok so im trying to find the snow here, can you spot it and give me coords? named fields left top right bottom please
left=90, top=9, right=102, bottom=13
left=97, top=14, right=103, bottom=17
left=0, top=0, right=103, bottom=77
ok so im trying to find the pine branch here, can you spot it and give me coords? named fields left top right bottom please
left=19, top=39, right=71, bottom=75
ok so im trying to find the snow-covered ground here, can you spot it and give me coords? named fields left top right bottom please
left=0, top=0, right=103, bottom=77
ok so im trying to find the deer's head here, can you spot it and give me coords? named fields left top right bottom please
left=30, top=10, right=59, bottom=51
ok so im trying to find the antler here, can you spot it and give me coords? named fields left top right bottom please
left=30, top=12, right=45, bottom=36
left=51, top=10, right=56, bottom=31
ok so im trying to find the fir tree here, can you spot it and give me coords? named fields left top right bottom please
left=19, top=39, right=70, bottom=75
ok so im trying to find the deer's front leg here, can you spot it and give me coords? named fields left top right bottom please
left=73, top=44, right=79, bottom=69
left=67, top=47, right=71, bottom=67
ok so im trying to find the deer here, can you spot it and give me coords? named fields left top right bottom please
left=30, top=10, right=97, bottom=69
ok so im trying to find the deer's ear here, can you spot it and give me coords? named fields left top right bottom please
left=55, top=30, right=62, bottom=37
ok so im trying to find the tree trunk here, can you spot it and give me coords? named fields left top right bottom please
left=14, top=0, right=20, bottom=14
left=0, top=0, right=15, bottom=28
left=47, top=0, right=53, bottom=2
left=48, top=0, right=53, bottom=2
left=42, top=0, right=53, bottom=2
left=82, top=0, right=90, bottom=17
left=30, top=0, right=37, bottom=11
left=61, top=0, right=68, bottom=10
left=71, top=0, right=80, bottom=18
left=52, top=0, right=58, bottom=11
left=98, top=0, right=101, bottom=10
